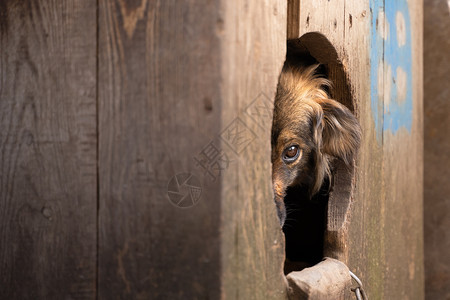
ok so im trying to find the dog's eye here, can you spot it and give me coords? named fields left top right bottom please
left=282, top=145, right=301, bottom=163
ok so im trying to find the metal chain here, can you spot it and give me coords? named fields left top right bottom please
left=350, top=270, right=368, bottom=300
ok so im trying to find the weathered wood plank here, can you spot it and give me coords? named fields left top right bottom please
left=379, top=0, right=424, bottom=297
left=424, top=0, right=450, bottom=298
left=219, top=1, right=288, bottom=299
left=287, top=0, right=300, bottom=39
left=345, top=1, right=387, bottom=298
left=0, top=1, right=97, bottom=298
left=98, top=1, right=224, bottom=298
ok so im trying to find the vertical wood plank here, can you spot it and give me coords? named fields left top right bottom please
left=0, top=1, right=97, bottom=299
left=219, top=0, right=288, bottom=299
left=379, top=0, right=424, bottom=298
left=98, top=1, right=224, bottom=298
left=346, top=1, right=387, bottom=298
left=287, top=0, right=300, bottom=39
left=424, top=0, right=450, bottom=298
left=297, top=0, right=346, bottom=50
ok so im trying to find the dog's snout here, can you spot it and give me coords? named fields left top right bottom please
left=272, top=176, right=288, bottom=226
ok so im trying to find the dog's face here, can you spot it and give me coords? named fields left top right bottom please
left=271, top=65, right=361, bottom=225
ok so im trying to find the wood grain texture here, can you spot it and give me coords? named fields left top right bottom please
left=289, top=0, right=359, bottom=268
left=423, top=0, right=450, bottom=299
left=0, top=1, right=97, bottom=299
left=343, top=2, right=387, bottom=298
left=287, top=0, right=300, bottom=39
left=98, top=0, right=224, bottom=298
left=219, top=1, right=288, bottom=299
left=379, top=1, right=424, bottom=298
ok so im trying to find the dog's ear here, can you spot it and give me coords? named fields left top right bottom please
left=316, top=98, right=361, bottom=164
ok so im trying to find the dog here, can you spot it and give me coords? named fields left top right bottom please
left=271, top=63, right=361, bottom=266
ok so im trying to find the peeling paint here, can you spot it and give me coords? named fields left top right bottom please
left=370, top=0, right=413, bottom=141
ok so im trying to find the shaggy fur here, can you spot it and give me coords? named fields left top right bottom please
left=271, top=64, right=361, bottom=225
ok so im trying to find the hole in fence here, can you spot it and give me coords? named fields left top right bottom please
left=272, top=32, right=357, bottom=275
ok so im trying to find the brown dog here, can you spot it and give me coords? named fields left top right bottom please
left=271, top=63, right=361, bottom=226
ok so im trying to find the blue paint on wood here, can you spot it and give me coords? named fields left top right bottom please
left=370, top=0, right=413, bottom=141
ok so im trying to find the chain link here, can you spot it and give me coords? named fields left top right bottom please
left=350, top=270, right=368, bottom=300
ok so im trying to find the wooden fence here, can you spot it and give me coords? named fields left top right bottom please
left=0, top=0, right=423, bottom=299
